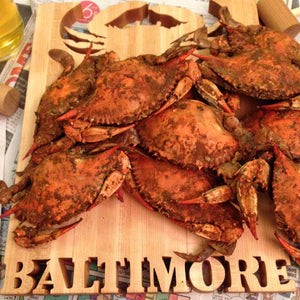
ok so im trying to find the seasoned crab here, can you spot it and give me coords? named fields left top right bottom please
left=243, top=109, right=300, bottom=160
left=124, top=151, right=244, bottom=261
left=24, top=49, right=96, bottom=159
left=136, top=99, right=241, bottom=170
left=0, top=146, right=130, bottom=247
left=57, top=48, right=202, bottom=143
left=195, top=49, right=300, bottom=102
left=25, top=49, right=119, bottom=163
left=134, top=99, right=269, bottom=239
left=180, top=7, right=300, bottom=104
left=243, top=108, right=300, bottom=264
left=273, top=147, right=300, bottom=265
left=210, top=7, right=300, bottom=62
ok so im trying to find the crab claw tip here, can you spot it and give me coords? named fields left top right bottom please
left=247, top=215, right=258, bottom=240
left=57, top=108, right=78, bottom=121
left=273, top=144, right=280, bottom=155
left=23, top=142, right=38, bottom=159
left=274, top=231, right=300, bottom=265
left=59, top=218, right=83, bottom=236
left=0, top=206, right=17, bottom=219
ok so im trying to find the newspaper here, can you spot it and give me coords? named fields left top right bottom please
left=0, top=0, right=300, bottom=299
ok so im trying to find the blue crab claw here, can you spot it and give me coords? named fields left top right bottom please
left=236, top=159, right=270, bottom=240
left=174, top=244, right=215, bottom=262
left=274, top=232, right=300, bottom=266
left=260, top=95, right=300, bottom=110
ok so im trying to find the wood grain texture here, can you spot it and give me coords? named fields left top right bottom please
left=0, top=84, right=20, bottom=116
left=257, top=0, right=300, bottom=37
left=0, top=1, right=296, bottom=295
left=209, top=0, right=259, bottom=25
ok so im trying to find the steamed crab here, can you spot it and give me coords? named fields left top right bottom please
left=124, top=150, right=244, bottom=261
left=243, top=108, right=300, bottom=264
left=0, top=146, right=130, bottom=247
left=133, top=99, right=270, bottom=240
left=273, top=147, right=300, bottom=265
left=56, top=47, right=219, bottom=144
left=179, top=7, right=300, bottom=107
left=25, top=48, right=119, bottom=164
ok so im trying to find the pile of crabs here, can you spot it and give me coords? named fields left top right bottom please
left=0, top=8, right=299, bottom=265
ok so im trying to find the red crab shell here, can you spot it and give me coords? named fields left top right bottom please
left=211, top=8, right=300, bottom=62
left=189, top=7, right=300, bottom=101
left=126, top=152, right=244, bottom=244
left=136, top=99, right=240, bottom=170
left=197, top=49, right=300, bottom=100
left=273, top=148, right=300, bottom=244
left=28, top=52, right=97, bottom=156
left=243, top=109, right=300, bottom=160
left=59, top=55, right=196, bottom=126
left=1, top=146, right=130, bottom=247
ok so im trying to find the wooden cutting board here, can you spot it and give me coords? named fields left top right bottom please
left=0, top=1, right=296, bottom=295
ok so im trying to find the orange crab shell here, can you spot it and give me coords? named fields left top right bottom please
left=63, top=56, right=193, bottom=126
left=273, top=148, right=300, bottom=244
left=136, top=99, right=240, bottom=170
left=32, top=55, right=97, bottom=150
left=212, top=16, right=300, bottom=61
left=197, top=49, right=300, bottom=100
left=243, top=109, right=300, bottom=160
left=14, top=148, right=129, bottom=227
left=127, top=152, right=244, bottom=244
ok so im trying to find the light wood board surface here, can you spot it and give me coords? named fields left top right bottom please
left=0, top=1, right=296, bottom=295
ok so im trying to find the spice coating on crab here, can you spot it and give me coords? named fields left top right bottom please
left=125, top=152, right=243, bottom=244
left=186, top=7, right=300, bottom=101
left=196, top=49, right=300, bottom=100
left=273, top=147, right=300, bottom=245
left=136, top=99, right=240, bottom=170
left=243, top=109, right=300, bottom=160
left=26, top=51, right=97, bottom=158
left=1, top=146, right=130, bottom=248
left=58, top=51, right=200, bottom=143
left=211, top=7, right=300, bottom=62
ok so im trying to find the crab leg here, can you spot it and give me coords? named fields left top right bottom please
left=62, top=118, right=135, bottom=143
left=153, top=59, right=201, bottom=116
left=274, top=232, right=300, bottom=265
left=179, top=185, right=234, bottom=204
left=261, top=95, right=300, bottom=110
left=235, top=159, right=270, bottom=240
left=0, top=174, right=32, bottom=205
left=174, top=244, right=215, bottom=262
left=13, top=218, right=82, bottom=248
left=80, top=124, right=135, bottom=143
left=123, top=173, right=154, bottom=211
left=0, top=205, right=18, bottom=219
left=48, top=49, right=74, bottom=76
left=195, top=78, right=233, bottom=113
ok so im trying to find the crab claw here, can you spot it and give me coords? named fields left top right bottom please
left=274, top=232, right=300, bottom=265
left=174, top=244, right=215, bottom=262
left=261, top=95, right=300, bottom=110
left=114, top=186, right=124, bottom=202
left=0, top=205, right=18, bottom=219
left=236, top=159, right=270, bottom=240
left=13, top=218, right=82, bottom=248
left=23, top=142, right=38, bottom=159
left=57, top=108, right=79, bottom=121
left=179, top=185, right=234, bottom=205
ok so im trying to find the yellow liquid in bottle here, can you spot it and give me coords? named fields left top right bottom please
left=0, top=0, right=24, bottom=61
